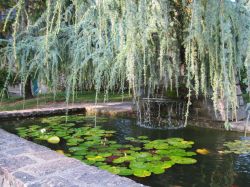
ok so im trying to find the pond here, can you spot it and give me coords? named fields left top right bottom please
left=0, top=115, right=249, bottom=187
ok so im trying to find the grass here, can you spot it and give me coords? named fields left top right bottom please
left=0, top=91, right=132, bottom=111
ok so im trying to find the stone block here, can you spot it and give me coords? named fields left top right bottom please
left=13, top=171, right=36, bottom=183
left=24, top=158, right=80, bottom=177
left=27, top=176, right=79, bottom=187
left=29, top=151, right=64, bottom=161
left=0, top=156, right=36, bottom=172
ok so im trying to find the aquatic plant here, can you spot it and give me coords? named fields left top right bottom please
left=16, top=115, right=198, bottom=177
left=221, top=139, right=250, bottom=154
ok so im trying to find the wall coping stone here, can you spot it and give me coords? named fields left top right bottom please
left=0, top=102, right=134, bottom=120
left=0, top=129, right=145, bottom=187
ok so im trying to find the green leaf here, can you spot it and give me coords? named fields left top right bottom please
left=113, top=156, right=135, bottom=163
left=170, top=156, right=197, bottom=164
left=133, top=169, right=151, bottom=177
left=118, top=168, right=133, bottom=176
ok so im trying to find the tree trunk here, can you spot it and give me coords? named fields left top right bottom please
left=23, top=0, right=33, bottom=99
left=24, top=76, right=33, bottom=99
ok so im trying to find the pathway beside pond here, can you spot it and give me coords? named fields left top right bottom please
left=0, top=102, right=134, bottom=120
left=0, top=129, right=144, bottom=187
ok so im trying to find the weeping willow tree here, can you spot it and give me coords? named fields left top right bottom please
left=0, top=0, right=249, bottom=124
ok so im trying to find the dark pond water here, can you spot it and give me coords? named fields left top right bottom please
left=0, top=116, right=250, bottom=187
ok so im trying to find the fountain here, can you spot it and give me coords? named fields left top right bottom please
left=137, top=98, right=186, bottom=129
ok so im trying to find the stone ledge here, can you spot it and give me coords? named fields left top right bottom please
left=0, top=129, right=144, bottom=187
left=0, top=102, right=135, bottom=120
left=230, top=120, right=250, bottom=133
left=188, top=119, right=250, bottom=133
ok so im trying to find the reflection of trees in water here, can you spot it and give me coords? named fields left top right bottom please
left=235, top=154, right=250, bottom=172
left=209, top=154, right=235, bottom=187
left=195, top=132, right=236, bottom=187
left=234, top=154, right=250, bottom=186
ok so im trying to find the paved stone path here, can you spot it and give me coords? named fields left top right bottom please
left=0, top=102, right=134, bottom=120
left=0, top=129, right=144, bottom=187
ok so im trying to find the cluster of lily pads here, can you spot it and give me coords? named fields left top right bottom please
left=221, top=140, right=250, bottom=155
left=16, top=115, right=198, bottom=177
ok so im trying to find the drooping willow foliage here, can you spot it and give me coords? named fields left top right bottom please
left=0, top=0, right=250, bottom=122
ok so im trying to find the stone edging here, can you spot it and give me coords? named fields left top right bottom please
left=0, top=129, right=145, bottom=187
left=189, top=119, right=250, bottom=133
left=0, top=102, right=134, bottom=120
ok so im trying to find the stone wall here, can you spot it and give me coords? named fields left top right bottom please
left=0, top=129, right=144, bottom=187
left=190, top=85, right=247, bottom=122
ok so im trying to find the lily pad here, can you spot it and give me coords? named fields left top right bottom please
left=86, top=155, right=106, bottom=162
left=118, top=168, right=133, bottom=176
left=129, top=161, right=147, bottom=170
left=138, top=136, right=149, bottom=140
left=99, top=165, right=120, bottom=174
left=222, top=140, right=250, bottom=154
left=113, top=156, right=135, bottom=163
left=125, top=137, right=137, bottom=141
left=170, top=156, right=197, bottom=164
left=133, top=169, right=151, bottom=177
left=98, top=152, right=112, bottom=157
left=148, top=165, right=165, bottom=174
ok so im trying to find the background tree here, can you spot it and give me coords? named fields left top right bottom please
left=0, top=0, right=46, bottom=98
left=0, top=0, right=249, bottom=123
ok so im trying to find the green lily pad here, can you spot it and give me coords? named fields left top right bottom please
left=68, top=147, right=88, bottom=152
left=113, top=156, right=135, bottom=163
left=145, top=155, right=162, bottom=161
left=167, top=138, right=194, bottom=149
left=222, top=140, right=250, bottom=154
left=98, top=152, right=112, bottom=157
left=94, top=162, right=107, bottom=167
left=170, top=156, right=197, bottom=164
left=118, top=167, right=133, bottom=176
left=138, top=136, right=149, bottom=140
left=161, top=161, right=175, bottom=169
left=72, top=150, right=88, bottom=156
left=36, top=135, right=50, bottom=141
left=130, top=147, right=142, bottom=151
left=125, top=137, right=137, bottom=141
left=83, top=160, right=96, bottom=165
left=132, top=152, right=152, bottom=159
left=133, top=169, right=151, bottom=177
left=99, top=165, right=120, bottom=174
left=154, top=143, right=169, bottom=150
left=71, top=155, right=83, bottom=160
left=148, top=165, right=165, bottom=174
left=129, top=161, right=147, bottom=170
left=86, top=155, right=106, bottom=162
